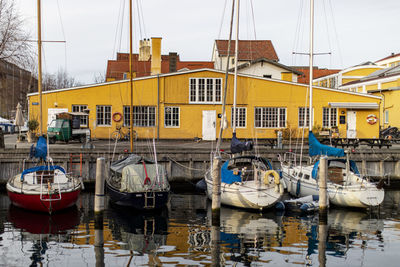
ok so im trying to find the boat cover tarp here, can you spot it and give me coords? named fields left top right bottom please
left=230, top=133, right=253, bottom=154
left=311, top=159, right=360, bottom=179
left=30, top=136, right=48, bottom=160
left=21, top=165, right=65, bottom=181
left=120, top=163, right=169, bottom=192
left=110, top=154, right=154, bottom=174
left=221, top=160, right=241, bottom=184
left=308, top=131, right=345, bottom=157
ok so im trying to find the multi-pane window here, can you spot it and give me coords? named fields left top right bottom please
left=96, top=105, right=111, bottom=126
left=298, top=107, right=310, bottom=128
left=322, top=107, right=337, bottom=128
left=72, top=105, right=88, bottom=126
left=165, top=106, right=180, bottom=127
left=231, top=107, right=246, bottom=128
left=254, top=107, right=286, bottom=128
left=123, top=106, right=156, bottom=127
left=189, top=78, right=222, bottom=103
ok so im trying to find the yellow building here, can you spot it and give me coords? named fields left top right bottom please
left=27, top=68, right=382, bottom=140
left=313, top=64, right=384, bottom=90
left=340, top=66, right=400, bottom=130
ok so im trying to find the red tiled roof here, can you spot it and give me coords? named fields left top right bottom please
left=294, top=67, right=340, bottom=84
left=106, top=53, right=214, bottom=80
left=215, top=40, right=279, bottom=62
left=375, top=53, right=400, bottom=63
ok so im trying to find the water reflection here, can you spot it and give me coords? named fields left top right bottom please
left=0, top=192, right=399, bottom=266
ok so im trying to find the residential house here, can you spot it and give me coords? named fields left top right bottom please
left=375, top=53, right=400, bottom=68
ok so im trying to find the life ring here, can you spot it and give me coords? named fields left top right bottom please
left=264, top=170, right=280, bottom=185
left=112, top=112, right=122, bottom=122
left=366, top=114, right=377, bottom=125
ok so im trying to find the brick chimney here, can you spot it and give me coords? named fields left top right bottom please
left=169, top=52, right=178, bottom=72
left=139, top=39, right=151, bottom=61
left=151, top=37, right=162, bottom=75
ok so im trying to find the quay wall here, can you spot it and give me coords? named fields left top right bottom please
left=1, top=146, right=400, bottom=185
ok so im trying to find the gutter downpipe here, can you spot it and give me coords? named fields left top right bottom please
left=157, top=74, right=160, bottom=140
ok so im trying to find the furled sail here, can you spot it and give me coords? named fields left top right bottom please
left=308, top=131, right=345, bottom=157
left=230, top=133, right=253, bottom=154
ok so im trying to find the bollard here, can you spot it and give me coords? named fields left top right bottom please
left=211, top=156, right=221, bottom=225
left=94, top=212, right=105, bottom=267
left=319, top=156, right=328, bottom=214
left=211, top=225, right=221, bottom=267
left=94, top=157, right=105, bottom=212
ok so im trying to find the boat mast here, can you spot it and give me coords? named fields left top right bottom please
left=129, top=0, right=134, bottom=152
left=308, top=0, right=314, bottom=131
left=232, top=0, right=240, bottom=134
left=37, top=0, right=43, bottom=135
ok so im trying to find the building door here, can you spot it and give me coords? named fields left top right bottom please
left=202, top=110, right=216, bottom=141
left=347, top=111, right=357, bottom=138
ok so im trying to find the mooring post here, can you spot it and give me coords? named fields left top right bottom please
left=94, top=157, right=105, bottom=212
left=211, top=156, right=222, bottom=224
left=361, top=159, right=367, bottom=178
left=319, top=156, right=328, bottom=215
left=94, top=212, right=105, bottom=267
left=318, top=214, right=327, bottom=267
left=379, top=160, right=385, bottom=177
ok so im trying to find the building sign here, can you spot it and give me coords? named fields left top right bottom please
left=32, top=102, right=39, bottom=105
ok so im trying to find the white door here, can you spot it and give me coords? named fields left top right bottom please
left=202, top=110, right=216, bottom=141
left=347, top=111, right=357, bottom=138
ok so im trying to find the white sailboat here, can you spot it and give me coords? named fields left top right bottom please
left=205, top=0, right=283, bottom=211
left=279, top=0, right=384, bottom=208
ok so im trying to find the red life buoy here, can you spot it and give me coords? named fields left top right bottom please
left=366, top=114, right=377, bottom=125
left=112, top=112, right=122, bottom=122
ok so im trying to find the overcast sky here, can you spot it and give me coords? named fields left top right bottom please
left=14, top=0, right=400, bottom=85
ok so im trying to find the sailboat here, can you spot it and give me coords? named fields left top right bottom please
left=204, top=0, right=283, bottom=211
left=7, top=137, right=82, bottom=213
left=279, top=0, right=384, bottom=208
left=105, top=0, right=170, bottom=210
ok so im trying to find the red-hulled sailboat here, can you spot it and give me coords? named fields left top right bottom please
left=7, top=136, right=82, bottom=213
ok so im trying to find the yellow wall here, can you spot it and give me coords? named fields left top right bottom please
left=343, top=67, right=381, bottom=77
left=28, top=70, right=381, bottom=140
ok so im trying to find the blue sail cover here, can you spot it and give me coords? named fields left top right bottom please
left=221, top=160, right=241, bottom=184
left=230, top=133, right=253, bottom=154
left=21, top=165, right=66, bottom=181
left=32, top=136, right=48, bottom=160
left=308, top=131, right=345, bottom=157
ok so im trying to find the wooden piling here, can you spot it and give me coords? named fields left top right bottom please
left=319, top=156, right=328, bottom=213
left=211, top=156, right=221, bottom=224
left=94, top=157, right=105, bottom=212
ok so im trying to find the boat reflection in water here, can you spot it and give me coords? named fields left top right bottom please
left=7, top=205, right=80, bottom=266
left=284, top=208, right=384, bottom=264
left=107, top=205, right=168, bottom=254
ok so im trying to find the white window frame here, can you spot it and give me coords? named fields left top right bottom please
left=231, top=107, right=247, bottom=128
left=72, top=104, right=88, bottom=127
left=298, top=107, right=310, bottom=128
left=123, top=106, right=156, bottom=127
left=189, top=78, right=222, bottom=104
left=385, top=110, right=389, bottom=124
left=164, top=106, right=180, bottom=128
left=254, top=107, right=286, bottom=128
left=96, top=105, right=111, bottom=126
left=322, top=107, right=337, bottom=128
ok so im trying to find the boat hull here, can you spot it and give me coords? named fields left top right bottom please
left=205, top=173, right=282, bottom=210
left=281, top=165, right=384, bottom=208
left=106, top=181, right=169, bottom=210
left=7, top=189, right=81, bottom=213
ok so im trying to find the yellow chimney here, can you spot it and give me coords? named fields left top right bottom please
left=151, top=37, right=162, bottom=75
left=139, top=39, right=151, bottom=61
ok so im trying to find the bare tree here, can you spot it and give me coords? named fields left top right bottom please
left=42, top=68, right=80, bottom=91
left=0, top=0, right=34, bottom=68
left=93, top=72, right=106, bottom=83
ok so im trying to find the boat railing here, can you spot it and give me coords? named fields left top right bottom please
left=39, top=170, right=62, bottom=201
left=281, top=152, right=312, bottom=167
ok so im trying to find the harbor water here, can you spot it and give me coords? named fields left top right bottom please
left=0, top=190, right=400, bottom=266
